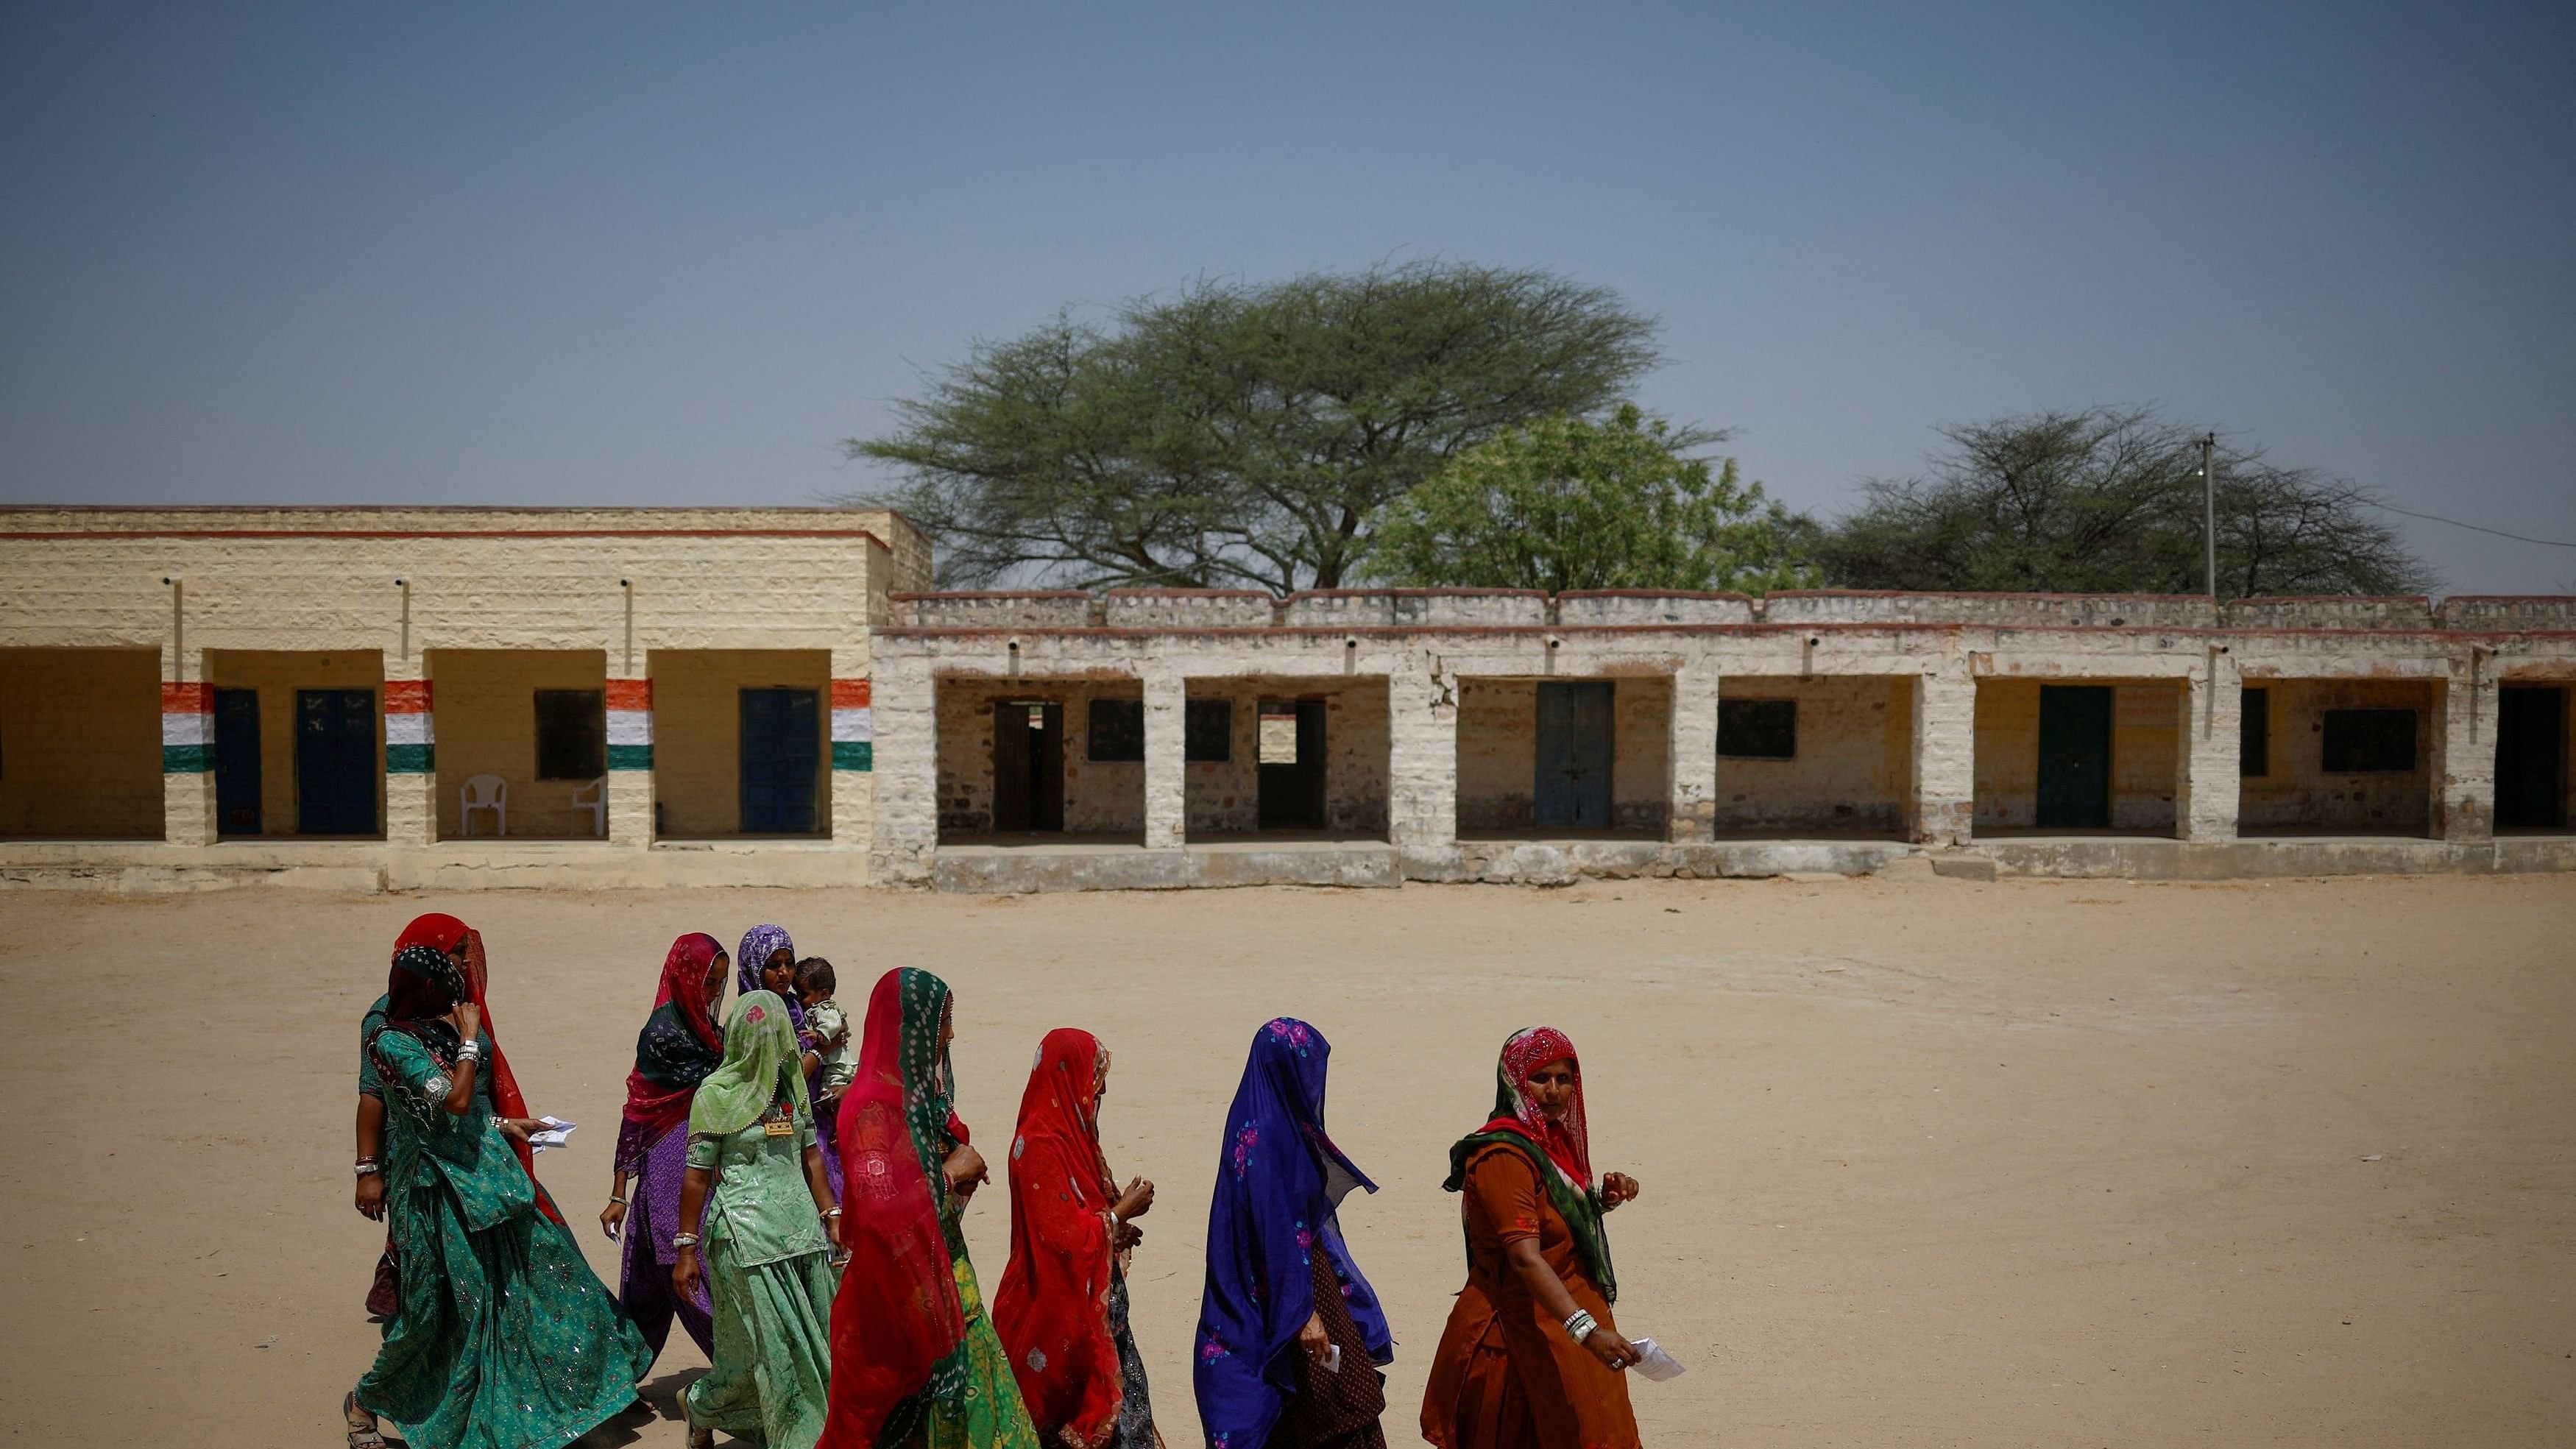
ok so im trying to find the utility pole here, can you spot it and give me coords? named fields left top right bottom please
left=2200, top=433, right=2218, bottom=599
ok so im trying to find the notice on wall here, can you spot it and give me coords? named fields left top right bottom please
left=1258, top=712, right=1298, bottom=765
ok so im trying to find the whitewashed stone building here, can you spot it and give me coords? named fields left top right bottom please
left=3, top=506, right=2571, bottom=890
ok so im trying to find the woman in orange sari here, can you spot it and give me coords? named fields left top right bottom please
left=1420, top=1027, right=1643, bottom=1449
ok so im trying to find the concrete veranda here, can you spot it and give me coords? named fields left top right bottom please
left=4, top=873, right=2571, bottom=1447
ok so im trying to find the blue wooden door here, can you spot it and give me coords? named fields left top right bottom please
left=740, top=687, right=821, bottom=834
left=294, top=688, right=378, bottom=835
left=1535, top=681, right=1614, bottom=829
left=2036, top=685, right=2112, bottom=829
left=213, top=687, right=262, bottom=835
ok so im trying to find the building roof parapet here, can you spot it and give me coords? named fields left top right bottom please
left=1554, top=590, right=1758, bottom=626
left=1279, top=588, right=1550, bottom=628
left=2434, top=596, right=2576, bottom=631
left=1101, top=589, right=1278, bottom=628
left=2221, top=596, right=2435, bottom=630
left=1761, top=590, right=2220, bottom=629
left=890, top=591, right=1098, bottom=628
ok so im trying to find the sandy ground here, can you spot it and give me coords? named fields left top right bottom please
left=4, top=872, right=2573, bottom=1448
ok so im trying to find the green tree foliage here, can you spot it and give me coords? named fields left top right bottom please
left=1363, top=405, right=1817, bottom=593
left=841, top=262, right=1661, bottom=590
left=1814, top=405, right=2436, bottom=596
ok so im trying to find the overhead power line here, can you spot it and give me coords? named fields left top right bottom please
left=2366, top=501, right=2576, bottom=550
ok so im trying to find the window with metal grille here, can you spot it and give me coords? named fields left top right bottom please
left=1717, top=698, right=1797, bottom=759
left=2321, top=708, right=2416, bottom=773
left=1185, top=699, right=1233, bottom=762
left=1087, top=698, right=1146, bottom=762
left=534, top=690, right=606, bottom=779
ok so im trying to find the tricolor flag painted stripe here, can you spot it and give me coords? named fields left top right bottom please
left=386, top=679, right=434, bottom=773
left=607, top=679, right=652, bottom=770
left=831, top=678, right=871, bottom=770
left=160, top=681, right=213, bottom=773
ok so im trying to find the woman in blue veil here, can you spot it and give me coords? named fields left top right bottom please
left=1194, top=1018, right=1393, bottom=1448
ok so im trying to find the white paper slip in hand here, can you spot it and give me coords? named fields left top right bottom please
left=1322, top=1344, right=1342, bottom=1374
left=527, top=1116, right=578, bottom=1154
left=1628, top=1337, right=1685, bottom=1382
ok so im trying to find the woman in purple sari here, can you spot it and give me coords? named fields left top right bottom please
left=739, top=924, right=851, bottom=1202
left=604, top=932, right=727, bottom=1360
left=1195, top=1017, right=1393, bottom=1449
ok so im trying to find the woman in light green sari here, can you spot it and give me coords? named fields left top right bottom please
left=674, top=989, right=843, bottom=1449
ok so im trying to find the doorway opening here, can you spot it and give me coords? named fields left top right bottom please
left=739, top=687, right=822, bottom=834
left=992, top=700, right=1066, bottom=832
left=2497, top=685, right=2568, bottom=830
left=1534, top=681, right=1615, bottom=830
left=1256, top=698, right=1326, bottom=829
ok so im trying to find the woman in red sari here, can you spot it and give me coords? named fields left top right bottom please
left=1421, top=1027, right=1643, bottom=1449
left=993, top=1029, right=1161, bottom=1448
left=816, top=967, right=973, bottom=1448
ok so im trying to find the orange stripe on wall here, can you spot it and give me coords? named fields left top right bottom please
left=831, top=678, right=871, bottom=708
left=606, top=678, right=652, bottom=710
left=384, top=679, right=433, bottom=712
left=160, top=681, right=212, bottom=712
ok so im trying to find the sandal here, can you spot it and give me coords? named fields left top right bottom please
left=687, top=1425, right=715, bottom=1449
left=344, top=1391, right=386, bottom=1449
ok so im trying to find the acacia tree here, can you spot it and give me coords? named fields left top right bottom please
left=839, top=262, right=1662, bottom=590
left=1814, top=405, right=2435, bottom=596
left=1364, top=405, right=1816, bottom=593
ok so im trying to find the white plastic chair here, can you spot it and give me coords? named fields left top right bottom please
left=571, top=776, right=606, bottom=838
left=460, top=773, right=508, bottom=837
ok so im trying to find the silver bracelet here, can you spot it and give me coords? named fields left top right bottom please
left=456, top=1040, right=482, bottom=1062
left=1564, top=1309, right=1599, bottom=1344
left=671, top=1233, right=699, bottom=1249
left=353, top=1160, right=380, bottom=1177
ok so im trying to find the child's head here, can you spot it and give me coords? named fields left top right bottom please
left=794, top=957, right=836, bottom=1002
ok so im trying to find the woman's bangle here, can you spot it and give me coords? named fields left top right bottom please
left=353, top=1160, right=380, bottom=1177
left=606, top=1194, right=627, bottom=1206
left=671, top=1233, right=699, bottom=1249
left=1564, top=1309, right=1599, bottom=1344
left=456, top=1040, right=482, bottom=1062
left=822, top=1207, right=842, bottom=1218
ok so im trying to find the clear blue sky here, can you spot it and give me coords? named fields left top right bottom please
left=4, top=1, right=2569, bottom=589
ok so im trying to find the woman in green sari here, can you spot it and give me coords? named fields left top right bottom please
left=354, top=940, right=651, bottom=1449
left=817, top=967, right=1040, bottom=1449
left=673, top=988, right=843, bottom=1449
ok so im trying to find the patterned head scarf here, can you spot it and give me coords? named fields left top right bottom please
left=1495, top=1025, right=1593, bottom=1189
left=1194, top=1018, right=1391, bottom=1448
left=690, top=991, right=812, bottom=1138
left=1446, top=1024, right=1616, bottom=1303
left=620, top=933, right=729, bottom=1147
left=995, top=1029, right=1125, bottom=1441
left=738, top=924, right=808, bottom=1034
left=820, top=967, right=972, bottom=1447
left=381, top=943, right=467, bottom=1056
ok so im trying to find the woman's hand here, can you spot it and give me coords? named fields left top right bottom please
left=1111, top=1176, right=1156, bottom=1221
left=671, top=1247, right=701, bottom=1303
left=355, top=1173, right=386, bottom=1220
left=1111, top=1219, right=1144, bottom=1252
left=1298, top=1311, right=1330, bottom=1366
left=600, top=1197, right=627, bottom=1240
left=1584, top=1324, right=1641, bottom=1371
left=1599, top=1172, right=1641, bottom=1210
left=944, top=1143, right=988, bottom=1198
left=494, top=1118, right=542, bottom=1145
left=451, top=1001, right=482, bottom=1043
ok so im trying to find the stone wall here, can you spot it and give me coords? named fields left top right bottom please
left=1182, top=677, right=1390, bottom=835
left=0, top=647, right=162, bottom=838
left=1712, top=676, right=1912, bottom=835
left=933, top=676, right=1150, bottom=836
left=2240, top=677, right=2435, bottom=833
